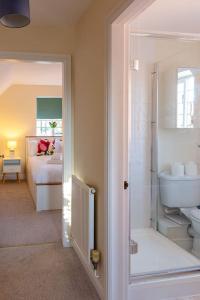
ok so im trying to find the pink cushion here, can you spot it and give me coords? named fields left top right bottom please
left=37, top=139, right=50, bottom=154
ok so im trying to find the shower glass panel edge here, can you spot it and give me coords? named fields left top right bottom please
left=151, top=63, right=159, bottom=230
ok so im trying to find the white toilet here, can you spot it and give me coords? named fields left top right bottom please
left=159, top=171, right=200, bottom=257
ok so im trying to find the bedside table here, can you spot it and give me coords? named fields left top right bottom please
left=2, top=157, right=21, bottom=183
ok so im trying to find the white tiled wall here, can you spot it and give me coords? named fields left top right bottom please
left=158, top=128, right=200, bottom=172
left=158, top=42, right=200, bottom=172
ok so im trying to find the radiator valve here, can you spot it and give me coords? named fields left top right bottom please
left=90, top=249, right=101, bottom=270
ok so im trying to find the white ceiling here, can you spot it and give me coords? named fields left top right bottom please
left=29, top=0, right=93, bottom=26
left=0, top=60, right=62, bottom=95
left=131, top=0, right=200, bottom=35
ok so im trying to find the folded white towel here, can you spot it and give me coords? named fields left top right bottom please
left=185, top=161, right=198, bottom=176
left=171, top=162, right=184, bottom=176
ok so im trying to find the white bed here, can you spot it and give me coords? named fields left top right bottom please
left=26, top=137, right=63, bottom=211
left=28, top=156, right=62, bottom=184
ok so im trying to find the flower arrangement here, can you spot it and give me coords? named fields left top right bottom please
left=49, top=121, right=57, bottom=136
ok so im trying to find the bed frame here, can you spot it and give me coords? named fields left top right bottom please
left=26, top=136, right=63, bottom=211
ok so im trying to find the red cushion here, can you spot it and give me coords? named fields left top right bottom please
left=37, top=139, right=50, bottom=154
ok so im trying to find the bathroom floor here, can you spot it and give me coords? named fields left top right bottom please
left=131, top=228, right=200, bottom=276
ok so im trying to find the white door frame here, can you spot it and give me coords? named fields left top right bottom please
left=106, top=1, right=200, bottom=300
left=0, top=51, right=73, bottom=247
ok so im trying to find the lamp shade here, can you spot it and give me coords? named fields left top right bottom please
left=0, top=0, right=30, bottom=28
left=7, top=141, right=17, bottom=151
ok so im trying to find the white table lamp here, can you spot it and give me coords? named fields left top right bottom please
left=7, top=141, right=17, bottom=158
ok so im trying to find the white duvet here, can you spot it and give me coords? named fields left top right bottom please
left=28, top=156, right=62, bottom=184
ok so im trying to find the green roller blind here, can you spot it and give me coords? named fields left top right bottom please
left=37, top=97, right=62, bottom=119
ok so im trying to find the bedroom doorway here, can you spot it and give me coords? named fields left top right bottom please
left=0, top=52, right=72, bottom=248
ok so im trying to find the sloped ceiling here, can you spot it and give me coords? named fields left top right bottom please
left=0, top=60, right=62, bottom=95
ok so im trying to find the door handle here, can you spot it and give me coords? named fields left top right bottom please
left=124, top=181, right=129, bottom=190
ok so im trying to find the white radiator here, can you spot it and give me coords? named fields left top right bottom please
left=71, top=175, right=95, bottom=262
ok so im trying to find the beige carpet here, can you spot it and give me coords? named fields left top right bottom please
left=0, top=182, right=62, bottom=247
left=0, top=242, right=99, bottom=300
left=0, top=181, right=99, bottom=299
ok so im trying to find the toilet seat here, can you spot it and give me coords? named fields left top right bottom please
left=181, top=207, right=200, bottom=221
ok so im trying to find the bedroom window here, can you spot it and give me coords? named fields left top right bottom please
left=36, top=97, right=62, bottom=136
left=36, top=119, right=62, bottom=136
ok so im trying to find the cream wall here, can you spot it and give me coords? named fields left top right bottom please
left=0, top=84, right=62, bottom=177
left=0, top=25, right=75, bottom=54
left=73, top=0, right=126, bottom=288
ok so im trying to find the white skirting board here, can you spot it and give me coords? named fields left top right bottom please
left=72, top=240, right=104, bottom=300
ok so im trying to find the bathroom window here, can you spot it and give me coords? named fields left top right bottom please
left=177, top=69, right=195, bottom=128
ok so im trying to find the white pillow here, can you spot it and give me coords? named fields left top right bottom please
left=54, top=139, right=63, bottom=153
left=28, top=140, right=38, bottom=156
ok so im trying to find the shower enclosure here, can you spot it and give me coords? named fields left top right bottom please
left=129, top=34, right=200, bottom=279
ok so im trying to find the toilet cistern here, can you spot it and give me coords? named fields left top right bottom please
left=159, top=171, right=200, bottom=257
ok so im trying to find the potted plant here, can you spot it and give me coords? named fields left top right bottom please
left=49, top=121, right=57, bottom=136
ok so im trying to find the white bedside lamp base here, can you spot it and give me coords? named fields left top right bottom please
left=7, top=141, right=17, bottom=158
left=9, top=150, right=15, bottom=158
